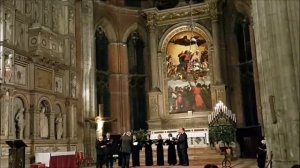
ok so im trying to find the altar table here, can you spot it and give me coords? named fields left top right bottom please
left=35, top=151, right=76, bottom=168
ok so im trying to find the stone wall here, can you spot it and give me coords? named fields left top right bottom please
left=0, top=0, right=80, bottom=166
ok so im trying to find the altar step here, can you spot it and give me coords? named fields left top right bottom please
left=137, top=147, right=224, bottom=165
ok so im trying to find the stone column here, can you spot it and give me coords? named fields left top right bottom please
left=24, top=109, right=30, bottom=139
left=49, top=113, right=55, bottom=139
left=252, top=0, right=300, bottom=167
left=147, top=13, right=159, bottom=89
left=81, top=0, right=96, bottom=118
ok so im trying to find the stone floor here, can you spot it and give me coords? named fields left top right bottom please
left=85, top=159, right=258, bottom=168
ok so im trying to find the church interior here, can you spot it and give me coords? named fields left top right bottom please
left=0, top=0, right=299, bottom=167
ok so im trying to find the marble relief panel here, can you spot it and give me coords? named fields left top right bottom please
left=36, top=68, right=53, bottom=90
left=14, top=64, right=27, bottom=86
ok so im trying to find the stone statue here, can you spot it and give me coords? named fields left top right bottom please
left=40, top=106, right=49, bottom=138
left=15, top=108, right=25, bottom=139
left=71, top=75, right=77, bottom=98
left=4, top=54, right=13, bottom=82
left=4, top=11, right=13, bottom=43
left=55, top=114, right=63, bottom=139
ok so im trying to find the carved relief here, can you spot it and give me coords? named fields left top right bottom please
left=43, top=0, right=52, bottom=27
left=14, top=64, right=27, bottom=85
left=36, top=68, right=52, bottom=90
left=209, top=0, right=218, bottom=20
left=15, top=21, right=27, bottom=49
left=68, top=8, right=75, bottom=34
left=32, top=0, right=41, bottom=23
left=25, top=0, right=32, bottom=14
left=70, top=42, right=76, bottom=66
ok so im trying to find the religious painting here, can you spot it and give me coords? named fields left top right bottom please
left=14, top=64, right=27, bottom=85
left=166, top=31, right=212, bottom=113
left=36, top=68, right=52, bottom=90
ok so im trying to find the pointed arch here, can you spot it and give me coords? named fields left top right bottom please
left=94, top=17, right=117, bottom=42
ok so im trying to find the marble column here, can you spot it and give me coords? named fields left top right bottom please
left=24, top=109, right=30, bottom=139
left=147, top=15, right=159, bottom=89
left=49, top=113, right=55, bottom=139
left=210, top=1, right=223, bottom=85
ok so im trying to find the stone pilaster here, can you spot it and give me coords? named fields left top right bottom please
left=24, top=109, right=30, bottom=139
left=63, top=113, right=67, bottom=139
left=49, top=113, right=55, bottom=140
left=209, top=0, right=223, bottom=85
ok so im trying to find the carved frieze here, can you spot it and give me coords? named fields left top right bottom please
left=143, top=3, right=210, bottom=27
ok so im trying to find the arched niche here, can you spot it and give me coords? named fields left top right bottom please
left=94, top=17, right=117, bottom=42
left=159, top=23, right=213, bottom=113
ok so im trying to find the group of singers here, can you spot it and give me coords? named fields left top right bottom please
left=96, top=127, right=189, bottom=168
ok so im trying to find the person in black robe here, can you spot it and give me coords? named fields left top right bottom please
left=176, top=131, right=182, bottom=165
left=177, top=127, right=189, bottom=166
left=144, top=134, right=153, bottom=166
left=165, top=133, right=177, bottom=165
left=104, top=132, right=114, bottom=168
left=96, top=135, right=106, bottom=168
left=131, top=134, right=141, bottom=167
left=156, top=134, right=164, bottom=165
left=120, top=131, right=132, bottom=168
left=257, top=138, right=267, bottom=168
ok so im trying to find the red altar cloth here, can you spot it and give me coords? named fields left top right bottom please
left=49, top=152, right=76, bottom=168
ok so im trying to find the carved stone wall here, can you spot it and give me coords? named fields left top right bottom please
left=0, top=0, right=79, bottom=166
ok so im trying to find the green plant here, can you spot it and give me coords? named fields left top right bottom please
left=209, top=125, right=236, bottom=147
left=132, top=129, right=147, bottom=141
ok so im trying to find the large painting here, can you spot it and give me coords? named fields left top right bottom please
left=166, top=31, right=212, bottom=113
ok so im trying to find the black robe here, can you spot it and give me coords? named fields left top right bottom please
left=165, top=138, right=177, bottom=165
left=156, top=139, right=164, bottom=165
left=96, top=139, right=106, bottom=168
left=144, top=139, right=153, bottom=166
left=132, top=140, right=141, bottom=167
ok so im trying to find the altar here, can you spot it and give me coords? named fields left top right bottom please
left=35, top=151, right=76, bottom=168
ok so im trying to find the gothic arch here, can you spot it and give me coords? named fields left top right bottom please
left=94, top=17, right=117, bottom=42
left=158, top=22, right=213, bottom=53
left=234, top=0, right=251, bottom=19
left=53, top=101, right=65, bottom=114
left=122, top=23, right=148, bottom=45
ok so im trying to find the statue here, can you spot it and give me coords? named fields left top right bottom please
left=71, top=75, right=77, bottom=98
left=55, top=114, right=63, bottom=139
left=40, top=106, right=49, bottom=138
left=4, top=54, right=13, bottom=82
left=15, top=108, right=25, bottom=139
